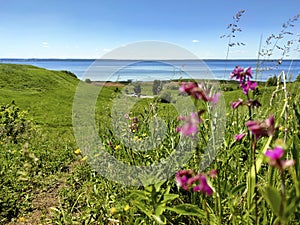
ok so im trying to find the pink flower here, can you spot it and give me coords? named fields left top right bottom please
left=231, top=98, right=243, bottom=109
left=176, top=111, right=203, bottom=137
left=265, top=146, right=284, bottom=160
left=245, top=115, right=275, bottom=139
left=176, top=170, right=194, bottom=190
left=265, top=146, right=295, bottom=170
left=234, top=133, right=246, bottom=142
left=179, top=82, right=220, bottom=104
left=230, top=66, right=252, bottom=81
left=188, top=174, right=213, bottom=196
left=208, top=169, right=218, bottom=178
left=241, top=81, right=257, bottom=95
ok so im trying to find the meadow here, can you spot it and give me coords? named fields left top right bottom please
left=0, top=62, right=299, bottom=224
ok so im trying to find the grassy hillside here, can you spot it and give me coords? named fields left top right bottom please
left=0, top=64, right=80, bottom=127
left=1, top=64, right=300, bottom=224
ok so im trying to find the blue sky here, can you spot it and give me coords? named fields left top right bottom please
left=0, top=0, right=299, bottom=59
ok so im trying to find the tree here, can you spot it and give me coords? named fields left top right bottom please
left=152, top=80, right=163, bottom=95
left=133, top=82, right=142, bottom=96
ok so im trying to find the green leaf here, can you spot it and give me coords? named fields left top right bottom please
left=161, top=194, right=179, bottom=204
left=263, top=186, right=281, bottom=216
left=152, top=214, right=166, bottom=224
left=132, top=201, right=152, bottom=218
left=166, top=204, right=205, bottom=217
left=129, top=190, right=150, bottom=201
left=284, top=196, right=300, bottom=218
left=155, top=205, right=165, bottom=216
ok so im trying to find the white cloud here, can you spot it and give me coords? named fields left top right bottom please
left=192, top=39, right=200, bottom=43
left=103, top=48, right=112, bottom=52
left=42, top=42, right=49, bottom=48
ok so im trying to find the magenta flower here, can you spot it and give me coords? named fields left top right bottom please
left=246, top=99, right=261, bottom=108
left=176, top=112, right=202, bottom=137
left=175, top=170, right=194, bottom=190
left=241, top=81, right=257, bottom=95
left=265, top=146, right=295, bottom=170
left=234, top=133, right=246, bottom=142
left=180, top=81, right=220, bottom=104
left=230, top=66, right=252, bottom=81
left=265, top=146, right=284, bottom=160
left=179, top=82, right=198, bottom=94
left=231, top=98, right=243, bottom=109
left=188, top=174, right=213, bottom=196
left=245, top=115, right=275, bottom=139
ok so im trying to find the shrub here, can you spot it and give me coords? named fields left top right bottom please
left=266, top=75, right=279, bottom=86
left=84, top=78, right=92, bottom=83
left=0, top=102, right=32, bottom=143
left=296, top=73, right=300, bottom=82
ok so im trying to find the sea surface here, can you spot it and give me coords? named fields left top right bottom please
left=1, top=58, right=300, bottom=82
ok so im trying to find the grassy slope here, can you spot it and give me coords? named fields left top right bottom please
left=1, top=64, right=299, bottom=223
left=0, top=64, right=80, bottom=128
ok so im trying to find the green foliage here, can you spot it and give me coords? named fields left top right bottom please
left=84, top=78, right=92, bottom=83
left=1, top=64, right=300, bottom=224
left=0, top=102, right=32, bottom=143
left=158, top=91, right=172, bottom=103
left=296, top=73, right=300, bottom=82
left=266, top=75, right=280, bottom=86
left=129, top=181, right=178, bottom=224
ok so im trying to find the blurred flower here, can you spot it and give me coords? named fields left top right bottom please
left=246, top=115, right=275, bottom=139
left=230, top=98, right=243, bottom=109
left=180, top=81, right=220, bottom=104
left=124, top=204, right=130, bottom=211
left=19, top=217, right=25, bottom=223
left=114, top=145, right=121, bottom=150
left=176, top=111, right=203, bottom=137
left=234, top=133, right=246, bottom=142
left=188, top=174, right=213, bottom=196
left=81, top=156, right=88, bottom=161
left=208, top=169, right=218, bottom=178
left=110, top=207, right=117, bottom=214
left=176, top=170, right=194, bottom=190
left=265, top=146, right=295, bottom=170
left=230, top=66, right=252, bottom=81
left=241, top=81, right=257, bottom=95
left=74, top=149, right=81, bottom=155
left=265, top=146, right=284, bottom=160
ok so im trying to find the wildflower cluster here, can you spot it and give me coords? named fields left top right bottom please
left=124, top=113, right=139, bottom=133
left=179, top=81, right=220, bottom=104
left=246, top=114, right=276, bottom=140
left=175, top=81, right=220, bottom=196
left=230, top=66, right=260, bottom=109
left=176, top=170, right=216, bottom=196
left=176, top=81, right=219, bottom=137
left=176, top=110, right=204, bottom=137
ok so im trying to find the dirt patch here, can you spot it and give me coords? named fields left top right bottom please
left=8, top=177, right=66, bottom=225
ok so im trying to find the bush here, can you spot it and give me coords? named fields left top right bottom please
left=84, top=78, right=92, bottom=83
left=266, top=75, right=279, bottom=86
left=158, top=91, right=172, bottom=103
left=0, top=102, right=32, bottom=143
left=296, top=73, right=300, bottom=82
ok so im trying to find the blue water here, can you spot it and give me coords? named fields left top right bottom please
left=1, top=58, right=300, bottom=82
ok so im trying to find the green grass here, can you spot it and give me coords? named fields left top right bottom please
left=0, top=64, right=300, bottom=224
